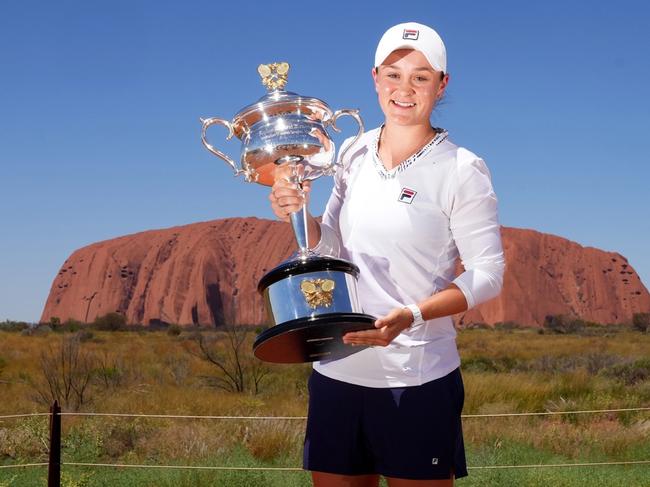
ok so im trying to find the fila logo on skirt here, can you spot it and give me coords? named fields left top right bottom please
left=398, top=187, right=417, bottom=204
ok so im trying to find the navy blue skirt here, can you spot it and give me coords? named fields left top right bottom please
left=303, top=368, right=468, bottom=480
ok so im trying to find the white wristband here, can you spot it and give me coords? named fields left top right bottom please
left=404, top=304, right=425, bottom=328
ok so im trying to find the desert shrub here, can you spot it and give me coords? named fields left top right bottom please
left=167, top=324, right=182, bottom=336
left=568, top=322, right=628, bottom=337
left=493, top=321, right=524, bottom=331
left=543, top=314, right=586, bottom=334
left=462, top=356, right=521, bottom=373
left=164, top=354, right=190, bottom=385
left=60, top=471, right=94, bottom=487
left=61, top=318, right=85, bottom=333
left=100, top=418, right=154, bottom=459
left=63, top=421, right=104, bottom=462
left=464, top=352, right=628, bottom=377
left=77, top=330, right=95, bottom=342
left=602, top=358, right=650, bottom=385
left=528, top=353, right=624, bottom=375
left=16, top=324, right=52, bottom=336
left=0, top=416, right=49, bottom=460
left=584, top=353, right=626, bottom=374
left=632, top=312, right=650, bottom=333
left=463, top=356, right=500, bottom=372
left=94, top=352, right=127, bottom=390
left=529, top=355, right=583, bottom=374
left=94, top=364, right=124, bottom=389
left=0, top=320, right=31, bottom=332
left=32, top=325, right=52, bottom=336
left=93, top=312, right=127, bottom=331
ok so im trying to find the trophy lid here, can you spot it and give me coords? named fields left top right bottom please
left=231, top=62, right=333, bottom=138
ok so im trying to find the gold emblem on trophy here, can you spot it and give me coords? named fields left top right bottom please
left=300, top=278, right=336, bottom=309
left=257, top=62, right=290, bottom=91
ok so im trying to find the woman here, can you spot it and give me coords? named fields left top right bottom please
left=270, top=22, right=504, bottom=487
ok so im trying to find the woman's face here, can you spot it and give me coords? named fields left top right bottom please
left=372, top=49, right=449, bottom=127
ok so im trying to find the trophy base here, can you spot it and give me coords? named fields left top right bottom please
left=253, top=313, right=376, bottom=363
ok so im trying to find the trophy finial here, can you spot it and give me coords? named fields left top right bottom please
left=258, top=62, right=290, bottom=91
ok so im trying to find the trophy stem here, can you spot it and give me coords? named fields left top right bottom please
left=290, top=203, right=310, bottom=259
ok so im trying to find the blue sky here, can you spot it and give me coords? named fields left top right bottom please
left=1, top=0, right=649, bottom=322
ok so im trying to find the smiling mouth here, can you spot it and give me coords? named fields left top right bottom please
left=391, top=100, right=416, bottom=108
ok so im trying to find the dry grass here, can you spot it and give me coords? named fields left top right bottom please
left=0, top=330, right=310, bottom=417
left=244, top=420, right=304, bottom=462
left=1, top=327, right=649, bottom=471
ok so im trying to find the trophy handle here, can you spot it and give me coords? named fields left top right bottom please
left=200, top=117, right=245, bottom=178
left=330, top=109, right=365, bottom=166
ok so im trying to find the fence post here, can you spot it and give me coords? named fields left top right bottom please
left=48, top=400, right=61, bottom=487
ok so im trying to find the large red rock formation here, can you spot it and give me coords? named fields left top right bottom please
left=456, top=227, right=649, bottom=326
left=41, top=219, right=650, bottom=327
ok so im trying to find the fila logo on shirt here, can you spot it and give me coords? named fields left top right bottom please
left=398, top=187, right=417, bottom=204
left=403, top=29, right=419, bottom=40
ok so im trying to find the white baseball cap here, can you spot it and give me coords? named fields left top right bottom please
left=374, top=22, right=447, bottom=73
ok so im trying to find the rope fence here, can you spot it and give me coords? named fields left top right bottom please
left=0, top=404, right=648, bottom=484
left=469, top=460, right=650, bottom=470
left=3, top=460, right=649, bottom=473
left=3, top=406, right=648, bottom=421
left=0, top=463, right=48, bottom=470
left=0, top=412, right=51, bottom=420
left=62, top=459, right=650, bottom=471
left=61, top=413, right=307, bottom=420
left=462, top=406, right=650, bottom=418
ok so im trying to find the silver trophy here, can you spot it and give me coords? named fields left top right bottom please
left=200, top=62, right=375, bottom=363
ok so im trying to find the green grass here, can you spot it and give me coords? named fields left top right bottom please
left=2, top=444, right=649, bottom=487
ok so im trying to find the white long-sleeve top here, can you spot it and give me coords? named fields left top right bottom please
left=312, top=127, right=505, bottom=387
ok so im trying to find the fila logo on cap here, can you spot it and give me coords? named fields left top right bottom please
left=398, top=187, right=417, bottom=204
left=403, top=29, right=419, bottom=40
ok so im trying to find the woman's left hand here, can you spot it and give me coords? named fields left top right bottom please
left=342, top=307, right=414, bottom=347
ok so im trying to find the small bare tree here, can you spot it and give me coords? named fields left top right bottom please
left=29, top=334, right=96, bottom=411
left=250, top=351, right=271, bottom=395
left=189, top=326, right=269, bottom=394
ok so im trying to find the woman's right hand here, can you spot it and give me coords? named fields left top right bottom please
left=269, top=172, right=312, bottom=222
